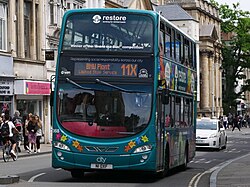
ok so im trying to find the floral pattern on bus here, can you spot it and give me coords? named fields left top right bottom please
left=55, top=132, right=84, bottom=152
left=124, top=135, right=149, bottom=152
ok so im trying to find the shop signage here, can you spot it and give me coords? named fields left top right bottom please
left=0, top=80, right=13, bottom=95
left=26, top=81, right=50, bottom=95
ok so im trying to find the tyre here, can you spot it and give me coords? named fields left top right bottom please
left=71, top=170, right=85, bottom=178
left=158, top=146, right=170, bottom=178
left=223, top=137, right=227, bottom=149
left=181, top=145, right=188, bottom=171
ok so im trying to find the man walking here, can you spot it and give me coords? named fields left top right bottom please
left=232, top=114, right=241, bottom=131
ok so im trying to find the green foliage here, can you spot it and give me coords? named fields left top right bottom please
left=210, top=1, right=250, bottom=112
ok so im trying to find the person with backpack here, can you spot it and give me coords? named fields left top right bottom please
left=0, top=113, right=19, bottom=158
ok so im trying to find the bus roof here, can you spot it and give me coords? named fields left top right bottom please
left=63, top=8, right=158, bottom=18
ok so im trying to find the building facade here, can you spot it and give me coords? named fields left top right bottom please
left=0, top=1, right=14, bottom=116
left=1, top=0, right=51, bottom=143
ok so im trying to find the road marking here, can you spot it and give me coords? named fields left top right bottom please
left=188, top=173, right=201, bottom=187
left=28, top=173, right=46, bottom=182
left=189, top=165, right=219, bottom=187
left=194, top=171, right=208, bottom=187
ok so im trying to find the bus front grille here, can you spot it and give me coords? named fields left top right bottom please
left=85, top=146, right=119, bottom=152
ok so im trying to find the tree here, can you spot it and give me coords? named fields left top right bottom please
left=210, top=1, right=250, bottom=114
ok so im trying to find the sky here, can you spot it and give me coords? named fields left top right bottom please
left=215, top=0, right=250, bottom=12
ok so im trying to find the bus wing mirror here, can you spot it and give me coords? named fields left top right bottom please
left=162, top=89, right=169, bottom=104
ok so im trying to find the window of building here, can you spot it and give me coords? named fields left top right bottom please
left=67, top=3, right=70, bottom=9
left=50, top=0, right=54, bottom=25
left=35, top=4, right=39, bottom=60
left=24, top=1, right=31, bottom=58
left=0, top=3, right=7, bottom=51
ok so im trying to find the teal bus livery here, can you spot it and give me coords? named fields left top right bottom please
left=51, top=8, right=197, bottom=178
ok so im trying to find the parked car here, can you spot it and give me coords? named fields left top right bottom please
left=196, top=118, right=227, bottom=150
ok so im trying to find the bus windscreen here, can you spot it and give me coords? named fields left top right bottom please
left=62, top=13, right=153, bottom=52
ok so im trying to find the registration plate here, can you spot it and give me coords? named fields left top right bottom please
left=91, top=163, right=113, bottom=169
left=196, top=140, right=204, bottom=143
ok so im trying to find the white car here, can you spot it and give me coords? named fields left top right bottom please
left=196, top=118, right=227, bottom=150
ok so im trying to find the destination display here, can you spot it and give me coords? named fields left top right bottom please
left=74, top=62, right=138, bottom=77
left=59, top=56, right=154, bottom=79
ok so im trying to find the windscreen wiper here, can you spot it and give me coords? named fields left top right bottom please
left=66, top=78, right=99, bottom=91
left=95, top=79, right=145, bottom=93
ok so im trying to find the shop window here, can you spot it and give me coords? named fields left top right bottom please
left=17, top=100, right=36, bottom=117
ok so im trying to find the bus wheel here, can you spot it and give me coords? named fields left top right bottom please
left=158, top=147, right=170, bottom=178
left=71, top=169, right=84, bottom=178
left=181, top=145, right=188, bottom=171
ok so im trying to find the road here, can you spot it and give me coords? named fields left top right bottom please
left=2, top=128, right=250, bottom=187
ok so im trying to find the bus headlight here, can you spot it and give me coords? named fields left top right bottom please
left=133, top=145, right=152, bottom=153
left=54, top=141, right=70, bottom=151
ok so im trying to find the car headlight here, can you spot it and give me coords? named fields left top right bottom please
left=133, top=145, right=152, bottom=153
left=54, top=141, right=70, bottom=151
left=209, top=134, right=218, bottom=138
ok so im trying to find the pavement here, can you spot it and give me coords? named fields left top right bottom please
left=1, top=128, right=250, bottom=186
left=211, top=127, right=250, bottom=187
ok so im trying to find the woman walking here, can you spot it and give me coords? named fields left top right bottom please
left=35, top=115, right=43, bottom=153
left=27, top=115, right=38, bottom=153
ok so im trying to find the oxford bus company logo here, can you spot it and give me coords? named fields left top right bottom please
left=93, top=15, right=102, bottom=24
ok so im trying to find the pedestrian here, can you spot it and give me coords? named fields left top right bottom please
left=223, top=115, right=228, bottom=129
left=0, top=113, right=19, bottom=158
left=232, top=114, right=241, bottom=131
left=35, top=115, right=43, bottom=153
left=22, top=114, right=29, bottom=151
left=227, top=113, right=233, bottom=128
left=0, top=114, right=4, bottom=146
left=12, top=110, right=23, bottom=152
left=27, top=115, right=38, bottom=153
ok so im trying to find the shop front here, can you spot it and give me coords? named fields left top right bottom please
left=0, top=55, right=14, bottom=116
left=14, top=80, right=51, bottom=143
left=0, top=78, right=14, bottom=115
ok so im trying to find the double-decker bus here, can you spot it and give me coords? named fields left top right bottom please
left=51, top=8, right=197, bottom=178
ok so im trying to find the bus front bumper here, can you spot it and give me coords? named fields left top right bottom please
left=52, top=147, right=156, bottom=171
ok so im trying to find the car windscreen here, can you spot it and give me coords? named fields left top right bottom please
left=197, top=121, right=218, bottom=130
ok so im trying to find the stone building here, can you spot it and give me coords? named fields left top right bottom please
left=0, top=0, right=52, bottom=143
left=155, top=0, right=223, bottom=117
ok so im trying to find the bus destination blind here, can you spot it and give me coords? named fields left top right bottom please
left=74, top=62, right=138, bottom=77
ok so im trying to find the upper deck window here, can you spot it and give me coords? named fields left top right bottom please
left=62, top=13, right=153, bottom=53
